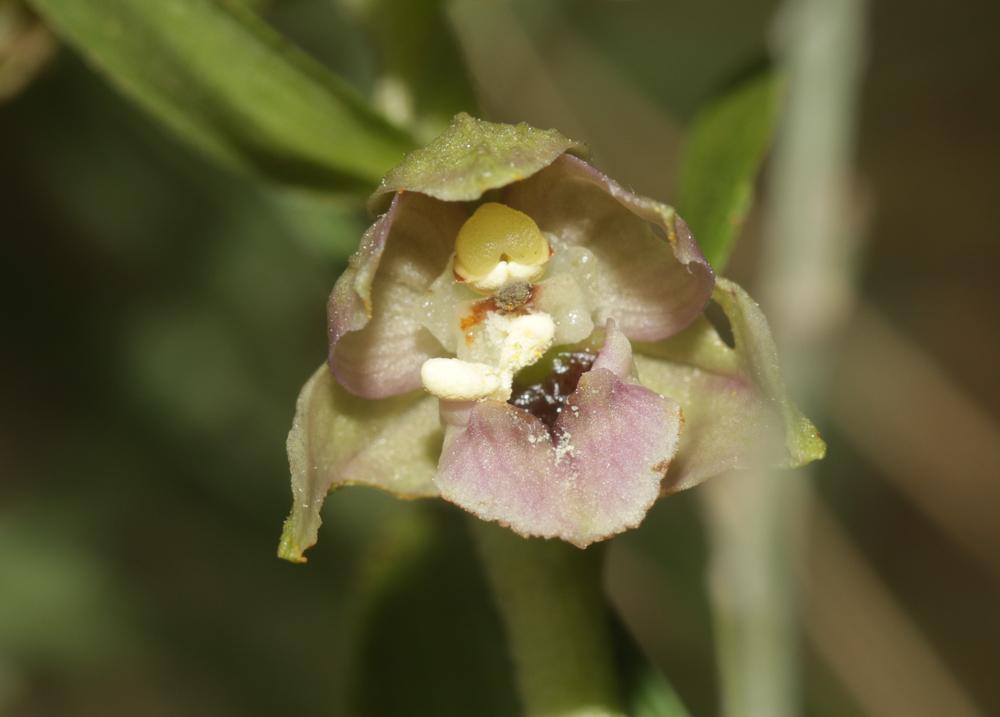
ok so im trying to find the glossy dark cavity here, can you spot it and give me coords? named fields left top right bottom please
left=509, top=351, right=596, bottom=434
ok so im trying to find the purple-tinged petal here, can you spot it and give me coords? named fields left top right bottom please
left=279, top=365, right=441, bottom=563
left=437, top=401, right=555, bottom=533
left=633, top=278, right=825, bottom=494
left=591, top=319, right=635, bottom=377
left=554, top=368, right=681, bottom=545
left=328, top=192, right=467, bottom=398
left=436, top=326, right=681, bottom=548
left=369, top=113, right=584, bottom=212
left=504, top=154, right=714, bottom=342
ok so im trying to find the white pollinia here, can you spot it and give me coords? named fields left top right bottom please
left=420, top=312, right=556, bottom=402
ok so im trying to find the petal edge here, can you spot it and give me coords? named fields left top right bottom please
left=279, top=365, right=441, bottom=563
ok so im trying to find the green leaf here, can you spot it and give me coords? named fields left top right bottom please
left=349, top=504, right=521, bottom=717
left=613, top=615, right=693, bottom=717
left=28, top=0, right=416, bottom=192
left=341, top=0, right=478, bottom=140
left=677, top=71, right=784, bottom=270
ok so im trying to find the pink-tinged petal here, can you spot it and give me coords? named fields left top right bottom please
left=633, top=278, right=825, bottom=494
left=436, top=328, right=681, bottom=548
left=327, top=192, right=467, bottom=397
left=504, top=154, right=714, bottom=341
left=278, top=365, right=441, bottom=563
left=437, top=401, right=556, bottom=534
left=369, top=113, right=584, bottom=212
left=553, top=369, right=681, bottom=544
left=591, top=319, right=635, bottom=377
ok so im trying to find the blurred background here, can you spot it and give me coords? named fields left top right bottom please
left=2, top=0, right=998, bottom=715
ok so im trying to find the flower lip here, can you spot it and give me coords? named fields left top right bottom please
left=434, top=320, right=682, bottom=547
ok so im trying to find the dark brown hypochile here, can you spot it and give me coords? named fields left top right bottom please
left=508, top=351, right=596, bottom=437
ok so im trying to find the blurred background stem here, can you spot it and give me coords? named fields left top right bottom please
left=472, top=521, right=625, bottom=717
left=703, top=0, right=868, bottom=716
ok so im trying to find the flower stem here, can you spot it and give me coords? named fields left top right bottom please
left=471, top=520, right=625, bottom=717
left=704, top=1, right=868, bottom=715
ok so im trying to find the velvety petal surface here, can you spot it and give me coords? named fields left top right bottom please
left=503, top=154, right=714, bottom=342
left=327, top=191, right=466, bottom=397
left=633, top=278, right=825, bottom=494
left=369, top=113, right=584, bottom=211
left=436, top=324, right=681, bottom=547
left=279, top=365, right=441, bottom=563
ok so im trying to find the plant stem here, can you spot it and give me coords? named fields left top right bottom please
left=471, top=520, right=625, bottom=717
left=704, top=0, right=868, bottom=716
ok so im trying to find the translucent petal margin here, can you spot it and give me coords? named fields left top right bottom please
left=504, top=154, right=714, bottom=342
left=633, top=278, right=826, bottom=494
left=327, top=191, right=466, bottom=397
left=278, top=365, right=441, bottom=563
left=368, top=113, right=585, bottom=212
left=435, top=322, right=681, bottom=548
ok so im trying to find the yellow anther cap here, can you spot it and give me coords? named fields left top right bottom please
left=454, top=202, right=550, bottom=282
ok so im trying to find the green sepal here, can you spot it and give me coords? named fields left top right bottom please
left=369, top=112, right=585, bottom=212
left=635, top=278, right=825, bottom=492
left=278, top=365, right=441, bottom=563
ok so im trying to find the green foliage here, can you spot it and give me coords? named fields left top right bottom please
left=28, top=0, right=416, bottom=193
left=343, top=0, right=477, bottom=139
left=350, top=504, right=521, bottom=717
left=614, top=620, right=693, bottom=717
left=677, top=71, right=784, bottom=269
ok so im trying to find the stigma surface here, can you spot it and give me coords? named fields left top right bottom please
left=421, top=202, right=557, bottom=402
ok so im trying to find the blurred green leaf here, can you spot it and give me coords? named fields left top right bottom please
left=0, top=514, right=125, bottom=665
left=625, top=665, right=693, bottom=717
left=349, top=504, right=521, bottom=717
left=28, top=0, right=417, bottom=192
left=677, top=71, right=783, bottom=269
left=613, top=613, right=693, bottom=717
left=341, top=0, right=477, bottom=140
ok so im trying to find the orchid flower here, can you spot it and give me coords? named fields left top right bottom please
left=278, top=114, right=824, bottom=562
